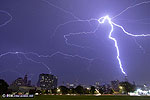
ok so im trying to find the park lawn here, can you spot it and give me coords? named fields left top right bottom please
left=1, top=95, right=150, bottom=100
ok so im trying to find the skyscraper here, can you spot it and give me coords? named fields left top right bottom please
left=24, top=74, right=28, bottom=86
left=37, top=73, right=57, bottom=90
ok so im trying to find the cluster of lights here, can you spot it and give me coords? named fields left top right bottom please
left=129, top=89, right=150, bottom=96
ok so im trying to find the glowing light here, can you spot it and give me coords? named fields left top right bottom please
left=95, top=89, right=101, bottom=96
left=119, top=86, right=123, bottom=90
left=98, top=15, right=127, bottom=76
left=57, top=88, right=61, bottom=92
left=97, top=7, right=150, bottom=76
left=86, top=87, right=90, bottom=90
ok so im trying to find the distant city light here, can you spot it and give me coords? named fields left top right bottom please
left=119, top=86, right=123, bottom=90
left=129, top=89, right=150, bottom=96
left=57, top=88, right=61, bottom=92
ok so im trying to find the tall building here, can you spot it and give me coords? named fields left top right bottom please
left=9, top=74, right=32, bottom=92
left=27, top=80, right=31, bottom=86
left=24, top=74, right=28, bottom=86
left=37, top=73, right=57, bottom=90
left=10, top=74, right=31, bottom=87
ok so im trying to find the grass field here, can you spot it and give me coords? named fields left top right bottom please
left=1, top=95, right=150, bottom=100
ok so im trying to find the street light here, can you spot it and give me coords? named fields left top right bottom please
left=119, top=86, right=123, bottom=90
left=57, top=88, right=60, bottom=93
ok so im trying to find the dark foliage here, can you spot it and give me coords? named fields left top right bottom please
left=0, top=79, right=9, bottom=95
left=90, top=86, right=95, bottom=94
left=59, top=86, right=69, bottom=94
left=75, top=85, right=84, bottom=94
left=119, top=81, right=136, bottom=93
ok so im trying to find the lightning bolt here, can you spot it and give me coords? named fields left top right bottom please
left=63, top=18, right=99, bottom=49
left=0, top=51, right=93, bottom=75
left=0, top=10, right=12, bottom=27
left=112, top=1, right=150, bottom=19
left=0, top=51, right=51, bottom=74
left=98, top=15, right=127, bottom=76
left=62, top=15, right=129, bottom=76
left=97, top=12, right=150, bottom=76
left=60, top=1, right=150, bottom=76
left=41, top=0, right=80, bottom=20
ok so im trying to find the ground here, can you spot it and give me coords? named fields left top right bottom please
left=1, top=95, right=150, bottom=100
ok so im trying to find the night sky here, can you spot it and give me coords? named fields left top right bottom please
left=0, top=0, right=150, bottom=85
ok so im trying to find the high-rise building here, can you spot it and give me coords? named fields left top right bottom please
left=10, top=74, right=31, bottom=87
left=24, top=74, right=28, bottom=86
left=27, top=80, right=31, bottom=86
left=37, top=73, right=57, bottom=90
left=9, top=74, right=32, bottom=92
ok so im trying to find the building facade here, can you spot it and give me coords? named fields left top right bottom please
left=9, top=74, right=32, bottom=92
left=37, top=73, right=57, bottom=90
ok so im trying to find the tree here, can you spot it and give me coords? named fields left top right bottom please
left=68, top=88, right=76, bottom=94
left=75, top=85, right=84, bottom=94
left=29, top=89, right=36, bottom=94
left=51, top=88, right=57, bottom=94
left=119, top=81, right=136, bottom=94
left=7, top=89, right=12, bottom=94
left=107, top=88, right=114, bottom=94
left=59, top=86, right=69, bottom=94
left=84, top=88, right=90, bottom=94
left=90, top=86, right=95, bottom=94
left=0, top=79, right=9, bottom=95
